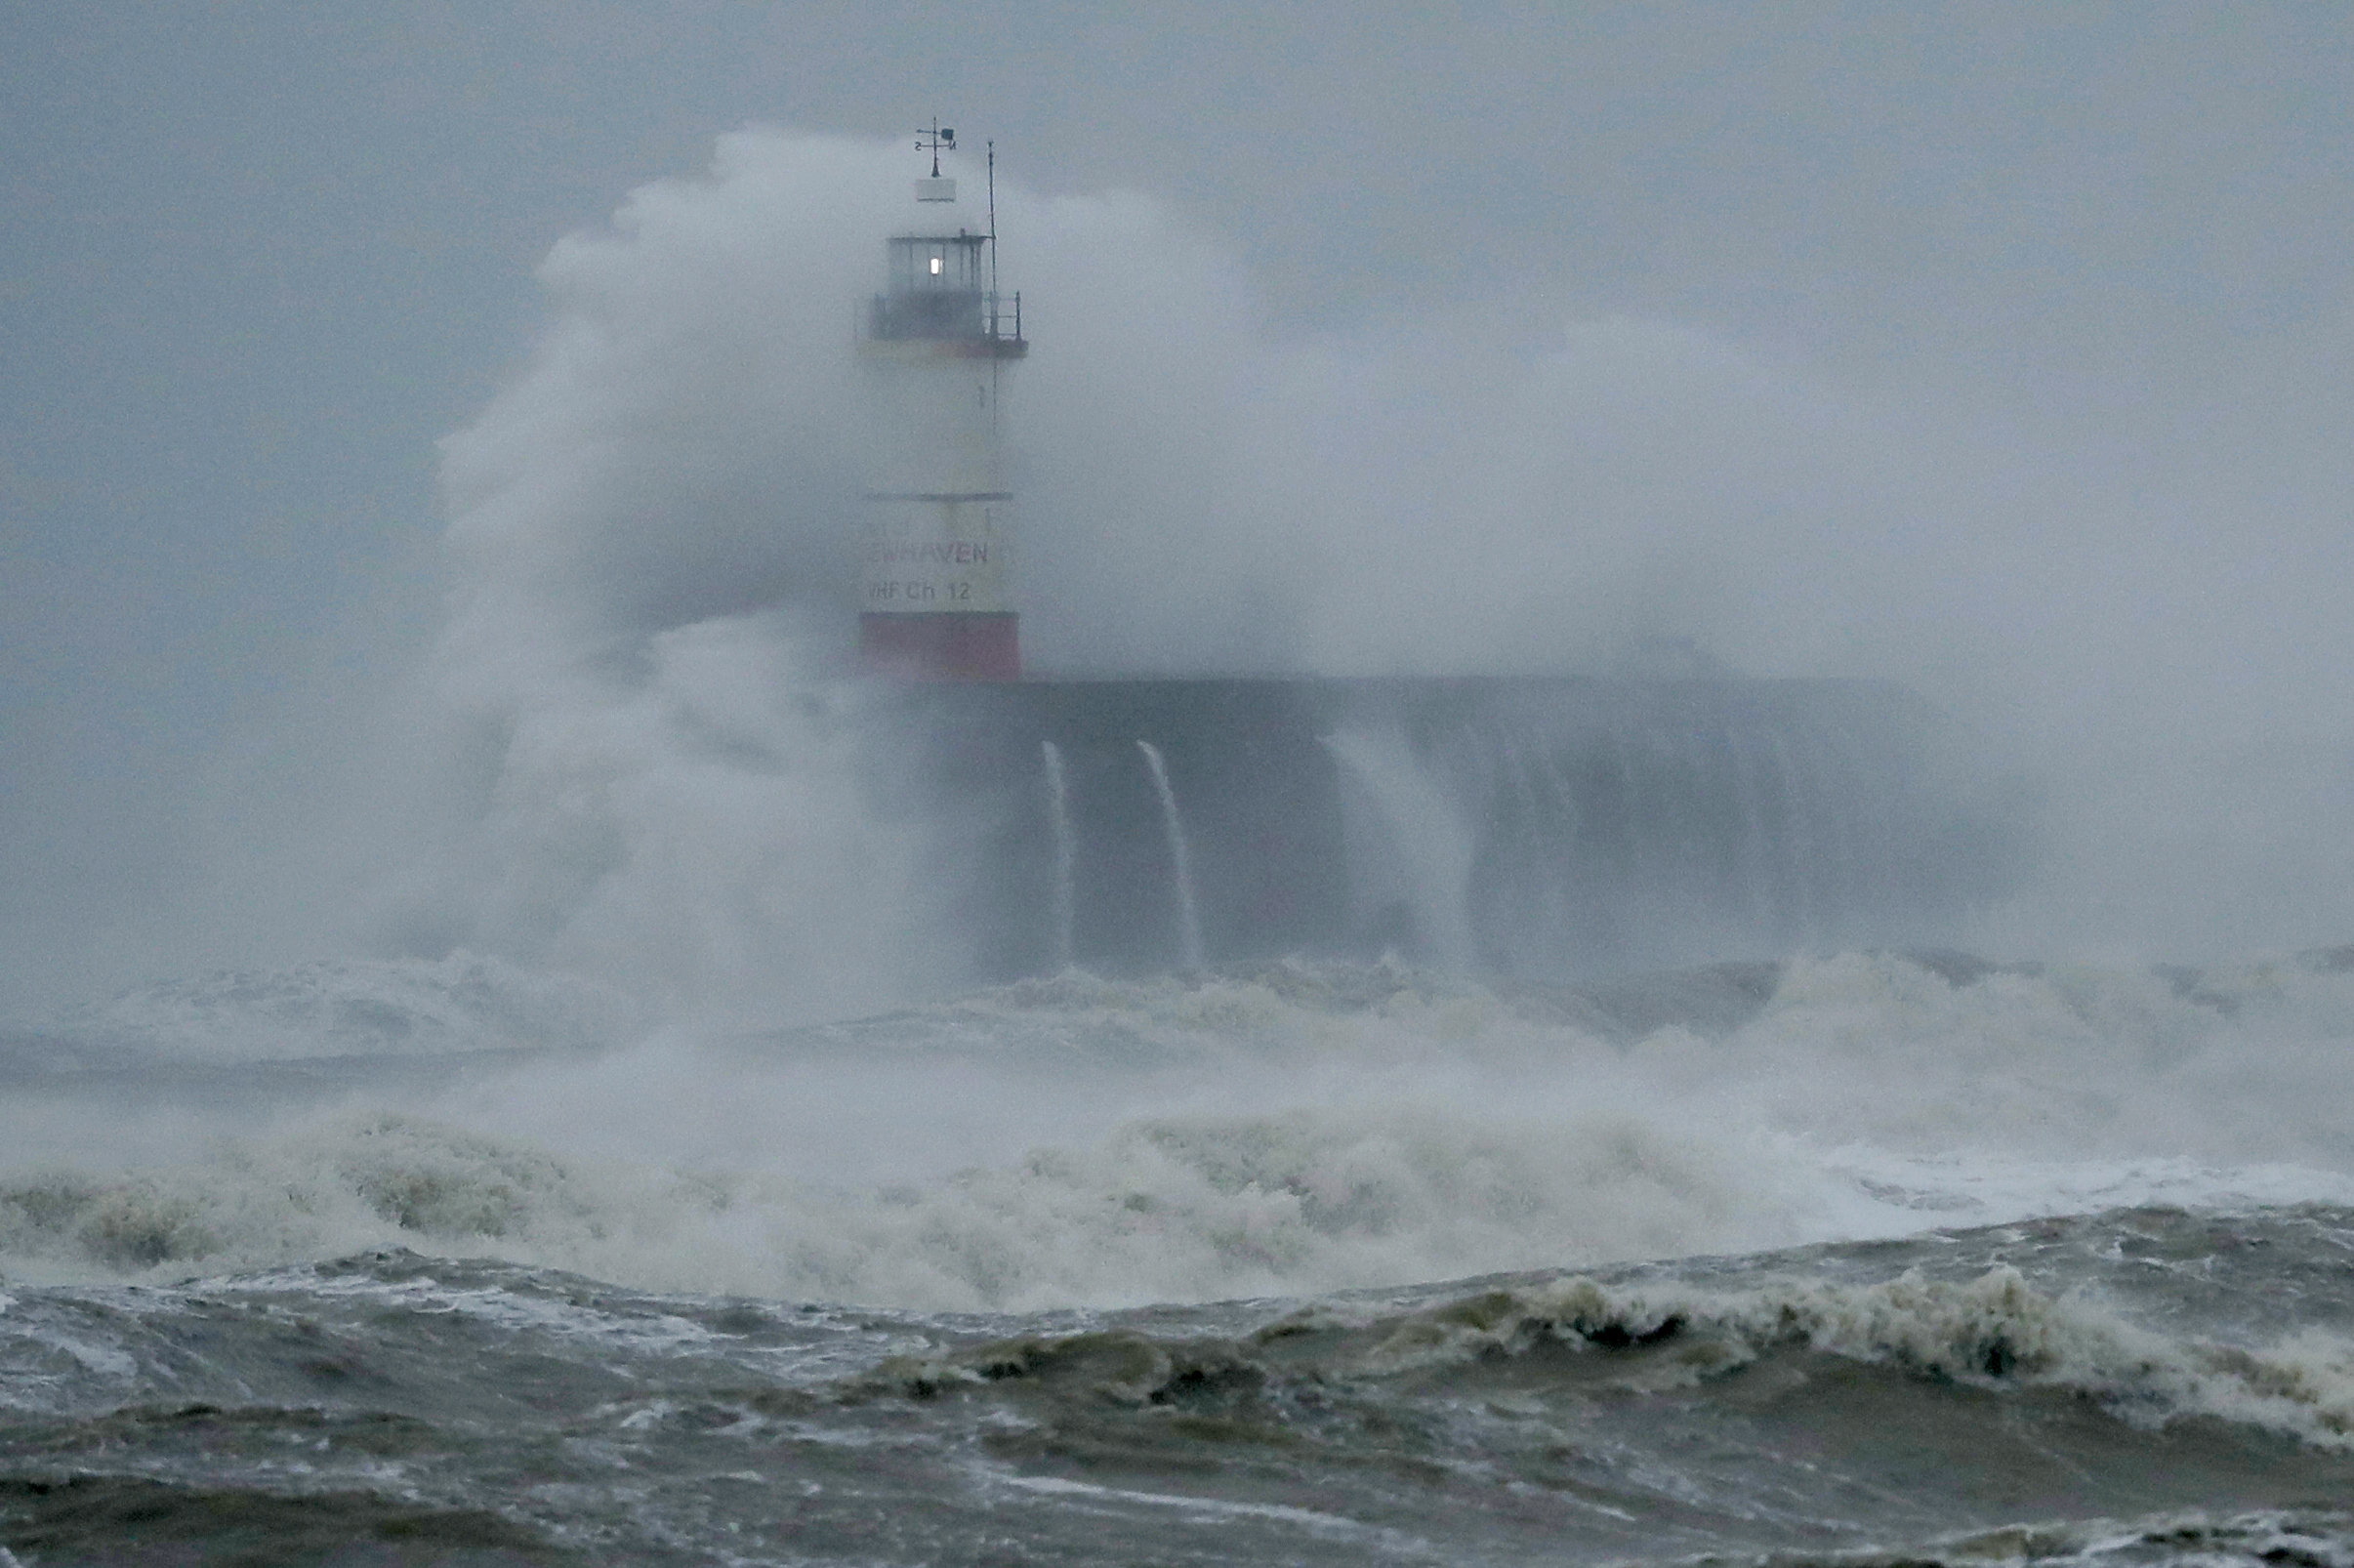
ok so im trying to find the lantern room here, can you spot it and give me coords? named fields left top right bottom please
left=869, top=232, right=1024, bottom=352
left=890, top=233, right=986, bottom=293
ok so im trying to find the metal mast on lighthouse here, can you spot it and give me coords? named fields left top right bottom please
left=857, top=121, right=1026, bottom=681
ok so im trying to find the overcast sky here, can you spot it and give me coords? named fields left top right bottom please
left=4, top=3, right=2350, bottom=1006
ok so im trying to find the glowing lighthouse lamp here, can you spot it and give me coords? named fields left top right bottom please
left=858, top=122, right=1027, bottom=680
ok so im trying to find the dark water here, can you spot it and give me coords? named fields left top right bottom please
left=6, top=948, right=2354, bottom=1563
left=5, top=1208, right=2353, bottom=1564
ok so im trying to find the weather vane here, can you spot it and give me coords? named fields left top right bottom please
left=916, top=118, right=956, bottom=177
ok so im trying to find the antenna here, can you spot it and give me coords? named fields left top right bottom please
left=916, top=118, right=956, bottom=177
left=987, top=141, right=1004, bottom=432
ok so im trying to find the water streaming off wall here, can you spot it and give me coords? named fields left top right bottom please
left=1136, top=740, right=1207, bottom=970
left=1040, top=740, right=1077, bottom=971
left=866, top=676, right=2023, bottom=981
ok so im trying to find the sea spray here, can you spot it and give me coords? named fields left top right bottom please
left=1722, top=722, right=1777, bottom=928
left=1041, top=740, right=1077, bottom=971
left=1323, top=726, right=1477, bottom=970
left=1136, top=740, right=1206, bottom=969
left=1767, top=729, right=1825, bottom=939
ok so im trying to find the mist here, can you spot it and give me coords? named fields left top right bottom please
left=270, top=125, right=2336, bottom=1021
left=7, top=8, right=2352, bottom=1014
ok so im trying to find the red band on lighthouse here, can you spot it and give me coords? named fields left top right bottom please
left=859, top=612, right=1020, bottom=681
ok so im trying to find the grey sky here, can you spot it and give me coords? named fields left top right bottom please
left=4, top=3, right=2350, bottom=1006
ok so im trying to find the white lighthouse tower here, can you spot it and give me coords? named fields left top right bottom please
left=857, top=124, right=1026, bottom=681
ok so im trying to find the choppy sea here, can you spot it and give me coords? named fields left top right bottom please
left=5, top=946, right=2354, bottom=1564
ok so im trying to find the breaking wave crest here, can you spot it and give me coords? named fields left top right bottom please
left=0, top=1106, right=1821, bottom=1309
left=1327, top=1264, right=2354, bottom=1449
left=863, top=1245, right=2354, bottom=1456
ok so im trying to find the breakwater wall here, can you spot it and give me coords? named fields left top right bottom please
left=857, top=677, right=2021, bottom=980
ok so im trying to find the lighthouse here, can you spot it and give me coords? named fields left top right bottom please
left=840, top=133, right=2011, bottom=981
left=857, top=124, right=1027, bottom=681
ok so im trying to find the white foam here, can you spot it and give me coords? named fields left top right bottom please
left=4, top=951, right=2352, bottom=1310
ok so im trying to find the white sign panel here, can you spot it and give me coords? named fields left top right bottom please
left=859, top=494, right=1010, bottom=613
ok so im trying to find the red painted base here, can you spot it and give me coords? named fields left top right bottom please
left=860, top=612, right=1021, bottom=681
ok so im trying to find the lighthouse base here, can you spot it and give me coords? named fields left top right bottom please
left=860, top=612, right=1020, bottom=681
